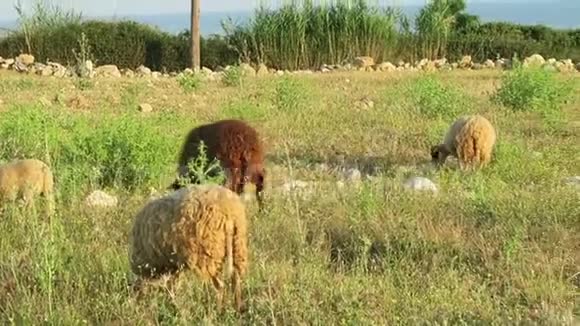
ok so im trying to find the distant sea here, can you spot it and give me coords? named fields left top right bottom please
left=1, top=1, right=579, bottom=37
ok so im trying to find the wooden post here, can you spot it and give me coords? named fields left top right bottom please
left=190, top=0, right=201, bottom=69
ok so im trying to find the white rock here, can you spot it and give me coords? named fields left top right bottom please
left=136, top=65, right=152, bottom=76
left=563, top=176, right=580, bottom=188
left=139, top=103, right=153, bottom=113
left=523, top=54, right=545, bottom=68
left=376, top=62, right=396, bottom=72
left=353, top=56, right=375, bottom=69
left=151, top=71, right=162, bottom=78
left=95, top=65, right=121, bottom=78
left=403, top=177, right=438, bottom=194
left=343, top=168, right=362, bottom=183
left=16, top=53, right=35, bottom=66
left=256, top=63, right=269, bottom=76
left=85, top=190, right=118, bottom=208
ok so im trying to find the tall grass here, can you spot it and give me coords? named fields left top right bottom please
left=226, top=0, right=401, bottom=70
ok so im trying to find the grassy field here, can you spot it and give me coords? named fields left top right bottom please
left=0, top=67, right=578, bottom=324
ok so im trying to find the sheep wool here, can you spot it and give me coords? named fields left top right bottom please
left=431, top=114, right=497, bottom=169
left=171, top=119, right=266, bottom=210
left=129, top=183, right=249, bottom=312
left=0, top=159, right=55, bottom=214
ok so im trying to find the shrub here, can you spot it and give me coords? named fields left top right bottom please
left=406, top=74, right=468, bottom=119
left=222, top=66, right=244, bottom=87
left=492, top=66, right=574, bottom=114
left=275, top=76, right=309, bottom=112
left=177, top=73, right=202, bottom=93
left=74, top=114, right=174, bottom=190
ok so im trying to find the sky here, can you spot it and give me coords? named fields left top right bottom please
left=0, top=0, right=539, bottom=21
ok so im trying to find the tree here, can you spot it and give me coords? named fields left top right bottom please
left=190, top=0, right=200, bottom=69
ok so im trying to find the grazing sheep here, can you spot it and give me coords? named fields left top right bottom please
left=171, top=119, right=266, bottom=210
left=129, top=184, right=249, bottom=312
left=431, top=114, right=497, bottom=170
left=0, top=159, right=54, bottom=214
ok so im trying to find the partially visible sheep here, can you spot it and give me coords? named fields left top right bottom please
left=431, top=115, right=497, bottom=170
left=129, top=184, right=249, bottom=312
left=0, top=159, right=54, bottom=214
left=171, top=119, right=266, bottom=210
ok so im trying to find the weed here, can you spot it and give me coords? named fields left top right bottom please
left=222, top=65, right=243, bottom=87
left=177, top=73, right=202, bottom=93
left=173, top=141, right=225, bottom=188
left=492, top=66, right=574, bottom=115
left=406, top=74, right=468, bottom=119
left=275, top=76, right=309, bottom=112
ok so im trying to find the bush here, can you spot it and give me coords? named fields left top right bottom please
left=275, top=76, right=309, bottom=112
left=177, top=73, right=202, bottom=93
left=222, top=66, right=244, bottom=87
left=406, top=74, right=468, bottom=119
left=74, top=114, right=174, bottom=190
left=0, top=106, right=175, bottom=195
left=492, top=66, right=574, bottom=114
left=0, top=21, right=237, bottom=71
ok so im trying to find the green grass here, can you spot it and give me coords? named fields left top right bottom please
left=0, top=68, right=578, bottom=324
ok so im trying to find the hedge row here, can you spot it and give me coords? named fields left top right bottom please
left=0, top=20, right=238, bottom=71
left=1, top=19, right=579, bottom=71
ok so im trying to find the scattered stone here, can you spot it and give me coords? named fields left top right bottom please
left=376, top=62, right=396, bottom=72
left=240, top=63, right=256, bottom=77
left=16, top=53, right=35, bottom=66
left=183, top=68, right=194, bottom=75
left=95, top=64, right=121, bottom=78
left=201, top=67, right=213, bottom=75
left=44, top=61, right=67, bottom=78
left=276, top=70, right=284, bottom=76
left=451, top=62, right=459, bottom=69
left=403, top=177, right=438, bottom=194
left=139, top=103, right=153, bottom=113
left=314, top=163, right=330, bottom=172
left=321, top=67, right=331, bottom=73
left=433, top=58, right=447, bottom=68
left=355, top=97, right=375, bottom=110
left=13, top=60, right=28, bottom=73
left=555, top=59, right=575, bottom=73
left=256, top=63, right=269, bottom=76
left=546, top=58, right=557, bottom=65
left=122, top=68, right=135, bottom=78
left=151, top=71, right=162, bottom=78
left=458, top=55, right=472, bottom=69
left=85, top=190, right=118, bottom=208
left=3, top=58, right=14, bottom=66
left=136, top=65, right=152, bottom=76
left=280, top=180, right=314, bottom=197
left=472, top=63, right=484, bottom=70
left=422, top=60, right=437, bottom=72
left=563, top=176, right=580, bottom=188
left=66, top=94, right=89, bottom=110
left=495, top=59, right=506, bottom=69
left=483, top=59, right=495, bottom=69
left=73, top=60, right=94, bottom=78
left=343, top=168, right=362, bottom=183
left=523, top=54, right=545, bottom=68
left=353, top=56, right=375, bottom=69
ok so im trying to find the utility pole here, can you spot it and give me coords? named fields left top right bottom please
left=190, top=0, right=200, bottom=69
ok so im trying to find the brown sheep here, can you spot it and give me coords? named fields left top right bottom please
left=129, top=184, right=249, bottom=312
left=171, top=119, right=266, bottom=210
left=0, top=159, right=55, bottom=214
left=431, top=114, right=497, bottom=170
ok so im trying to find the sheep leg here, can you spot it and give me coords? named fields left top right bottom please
left=255, top=176, right=264, bottom=212
left=232, top=270, right=245, bottom=313
left=211, top=276, right=225, bottom=313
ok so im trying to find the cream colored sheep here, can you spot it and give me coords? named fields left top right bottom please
left=431, top=114, right=497, bottom=170
left=129, top=184, right=249, bottom=312
left=0, top=159, right=55, bottom=214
